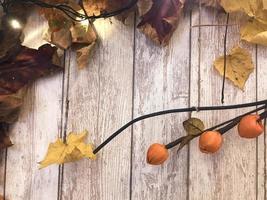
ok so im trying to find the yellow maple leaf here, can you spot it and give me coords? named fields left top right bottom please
left=39, top=130, right=96, bottom=169
left=220, top=0, right=267, bottom=24
left=213, top=46, right=254, bottom=90
left=241, top=19, right=267, bottom=46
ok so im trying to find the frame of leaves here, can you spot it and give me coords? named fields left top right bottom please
left=1, top=0, right=267, bottom=165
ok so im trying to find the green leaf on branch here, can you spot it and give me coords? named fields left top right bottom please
left=183, top=118, right=205, bottom=136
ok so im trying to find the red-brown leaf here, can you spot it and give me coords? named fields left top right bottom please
left=0, top=44, right=62, bottom=95
left=138, top=0, right=185, bottom=45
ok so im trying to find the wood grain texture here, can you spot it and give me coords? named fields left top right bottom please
left=0, top=150, right=6, bottom=196
left=256, top=45, right=267, bottom=200
left=189, top=8, right=257, bottom=200
left=60, top=17, right=134, bottom=200
left=1, top=4, right=267, bottom=200
left=131, top=11, right=191, bottom=200
left=4, top=13, right=63, bottom=200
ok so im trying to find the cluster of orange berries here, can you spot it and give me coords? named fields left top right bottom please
left=147, top=114, right=264, bottom=165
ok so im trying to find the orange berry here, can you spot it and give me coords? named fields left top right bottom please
left=199, top=131, right=223, bottom=153
left=238, top=114, right=264, bottom=138
left=147, top=143, right=169, bottom=165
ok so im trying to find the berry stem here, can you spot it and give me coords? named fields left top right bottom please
left=93, top=100, right=267, bottom=154
left=165, top=105, right=267, bottom=150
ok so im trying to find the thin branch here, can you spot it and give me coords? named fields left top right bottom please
left=191, top=23, right=237, bottom=28
left=221, top=13, right=230, bottom=104
left=93, top=99, right=267, bottom=154
left=165, top=104, right=267, bottom=149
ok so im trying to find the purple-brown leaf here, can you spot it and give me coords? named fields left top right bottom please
left=0, top=44, right=63, bottom=95
left=138, top=0, right=185, bottom=45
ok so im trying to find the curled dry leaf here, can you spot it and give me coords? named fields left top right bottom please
left=40, top=0, right=97, bottom=68
left=39, top=130, right=96, bottom=168
left=70, top=23, right=97, bottom=44
left=0, top=44, right=62, bottom=95
left=44, top=28, right=72, bottom=50
left=76, top=43, right=96, bottom=69
left=214, top=46, right=254, bottom=90
left=241, top=19, right=267, bottom=46
left=137, top=0, right=185, bottom=46
left=183, top=117, right=205, bottom=136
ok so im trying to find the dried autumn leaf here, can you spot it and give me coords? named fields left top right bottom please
left=76, top=43, right=95, bottom=69
left=183, top=118, right=205, bottom=136
left=0, top=44, right=62, bottom=95
left=137, top=0, right=185, bottom=46
left=39, top=130, right=96, bottom=168
left=0, top=123, right=12, bottom=150
left=44, top=28, right=72, bottom=50
left=0, top=89, right=25, bottom=123
left=70, top=23, right=97, bottom=44
left=220, top=0, right=267, bottom=25
left=264, top=1, right=267, bottom=10
left=83, top=0, right=107, bottom=16
left=138, top=0, right=153, bottom=16
left=240, top=19, right=267, bottom=46
left=39, top=0, right=73, bottom=32
left=214, top=46, right=254, bottom=90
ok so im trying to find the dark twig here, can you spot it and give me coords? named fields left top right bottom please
left=93, top=100, right=267, bottom=154
left=221, top=13, right=230, bottom=104
left=165, top=104, right=267, bottom=149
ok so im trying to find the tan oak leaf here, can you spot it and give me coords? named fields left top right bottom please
left=214, top=46, right=254, bottom=90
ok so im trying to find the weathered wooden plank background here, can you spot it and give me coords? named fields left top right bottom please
left=1, top=3, right=267, bottom=200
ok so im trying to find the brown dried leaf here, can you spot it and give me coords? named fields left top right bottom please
left=0, top=44, right=63, bottom=95
left=183, top=118, right=205, bottom=136
left=44, top=28, right=72, bottom=50
left=76, top=43, right=95, bottom=69
left=214, top=46, right=254, bottom=90
left=0, top=89, right=25, bottom=123
left=70, top=23, right=97, bottom=44
left=83, top=0, right=107, bottom=16
left=137, top=0, right=185, bottom=45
